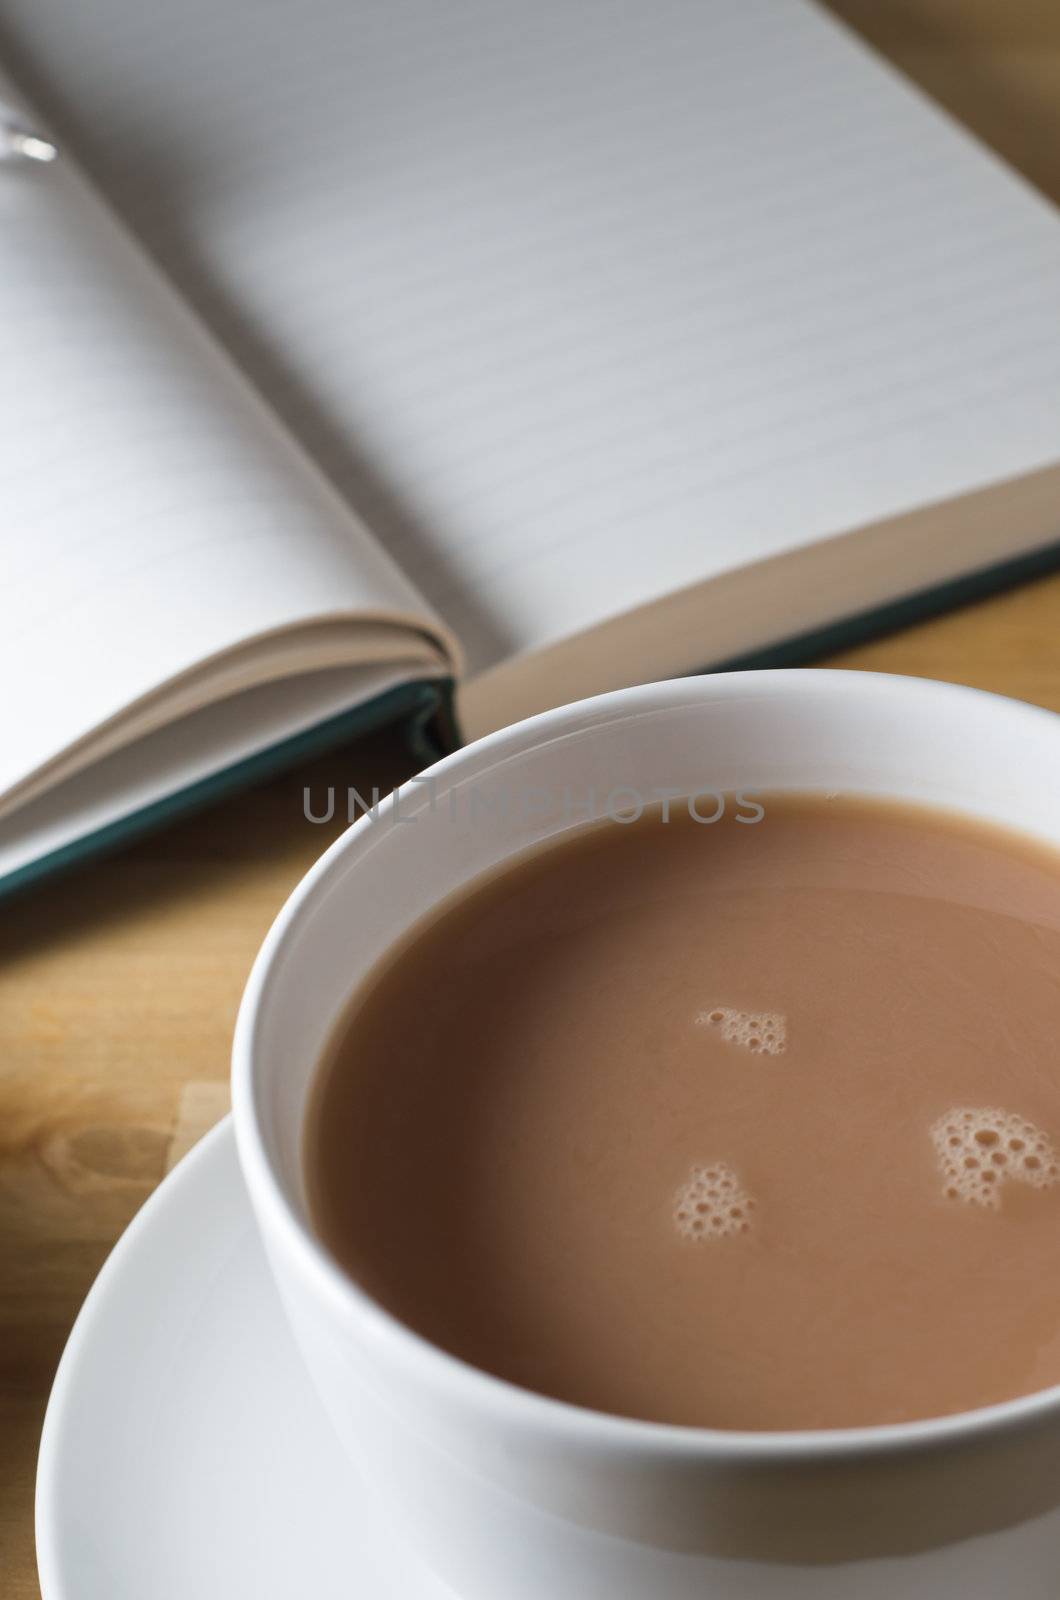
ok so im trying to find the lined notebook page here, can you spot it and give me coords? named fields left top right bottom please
left=0, top=69, right=450, bottom=800
left=6, top=0, right=1060, bottom=690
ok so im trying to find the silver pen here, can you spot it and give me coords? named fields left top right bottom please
left=0, top=108, right=58, bottom=164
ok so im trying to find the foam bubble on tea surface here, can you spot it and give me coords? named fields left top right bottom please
left=673, top=1163, right=756, bottom=1240
left=697, top=1006, right=787, bottom=1056
left=931, top=1108, right=1059, bottom=1210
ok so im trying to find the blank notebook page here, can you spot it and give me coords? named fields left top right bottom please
left=6, top=0, right=1060, bottom=677
left=0, top=63, right=449, bottom=801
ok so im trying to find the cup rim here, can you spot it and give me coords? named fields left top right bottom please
left=232, top=668, right=1060, bottom=1463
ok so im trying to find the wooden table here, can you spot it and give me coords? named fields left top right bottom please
left=3, top=4, right=1059, bottom=1591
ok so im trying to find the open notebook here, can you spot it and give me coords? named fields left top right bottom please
left=2, top=0, right=1059, bottom=893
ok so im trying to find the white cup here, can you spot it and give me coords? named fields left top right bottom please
left=232, top=670, right=1060, bottom=1599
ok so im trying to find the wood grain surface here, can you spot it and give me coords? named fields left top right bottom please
left=3, top=3, right=1060, bottom=1590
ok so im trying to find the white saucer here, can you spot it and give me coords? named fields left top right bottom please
left=40, top=1117, right=1060, bottom=1600
left=36, top=1119, right=454, bottom=1600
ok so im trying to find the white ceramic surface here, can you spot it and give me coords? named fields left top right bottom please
left=35, top=1120, right=454, bottom=1600
left=231, top=670, right=1060, bottom=1600
left=34, top=1114, right=1060, bottom=1600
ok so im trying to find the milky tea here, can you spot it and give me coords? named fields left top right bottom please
left=304, top=795, right=1060, bottom=1431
